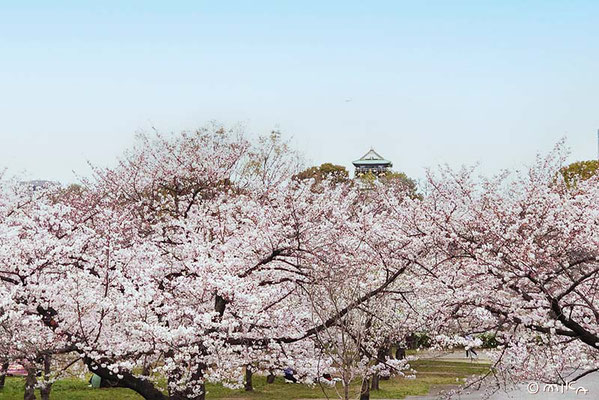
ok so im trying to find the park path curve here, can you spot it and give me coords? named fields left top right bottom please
left=403, top=372, right=598, bottom=400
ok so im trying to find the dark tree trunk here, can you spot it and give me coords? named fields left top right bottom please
left=40, top=355, right=52, bottom=400
left=370, top=374, right=380, bottom=390
left=168, top=383, right=206, bottom=400
left=37, top=303, right=165, bottom=400
left=405, top=333, right=416, bottom=350
left=84, top=357, right=166, bottom=400
left=24, top=368, right=37, bottom=400
left=0, top=361, right=8, bottom=389
left=167, top=360, right=206, bottom=400
left=371, top=343, right=391, bottom=389
left=172, top=293, right=223, bottom=399
left=359, top=378, right=370, bottom=400
left=244, top=366, right=253, bottom=391
left=266, top=372, right=276, bottom=384
left=395, top=346, right=406, bottom=360
left=168, top=386, right=205, bottom=400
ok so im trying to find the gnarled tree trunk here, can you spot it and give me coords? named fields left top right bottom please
left=395, top=346, right=406, bottom=360
left=168, top=383, right=206, bottom=400
left=84, top=357, right=166, bottom=400
left=244, top=365, right=253, bottom=391
left=24, top=368, right=37, bottom=400
left=40, top=355, right=52, bottom=400
left=370, top=374, right=380, bottom=391
left=371, top=343, right=391, bottom=390
left=359, top=378, right=370, bottom=400
left=167, top=360, right=206, bottom=400
left=0, top=361, right=8, bottom=389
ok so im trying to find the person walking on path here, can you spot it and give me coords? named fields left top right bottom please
left=465, top=334, right=478, bottom=360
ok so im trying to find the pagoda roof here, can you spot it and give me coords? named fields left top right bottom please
left=352, top=148, right=392, bottom=166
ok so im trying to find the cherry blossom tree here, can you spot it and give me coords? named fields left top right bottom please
left=0, top=125, right=430, bottom=400
left=0, top=176, right=87, bottom=400
left=291, top=178, right=436, bottom=400
left=409, top=142, right=599, bottom=391
left=9, top=126, right=596, bottom=400
left=64, top=126, right=318, bottom=399
left=83, top=126, right=428, bottom=399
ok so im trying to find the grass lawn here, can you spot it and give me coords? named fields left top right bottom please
left=0, top=360, right=489, bottom=399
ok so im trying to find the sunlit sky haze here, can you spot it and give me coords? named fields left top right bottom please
left=1, top=1, right=598, bottom=184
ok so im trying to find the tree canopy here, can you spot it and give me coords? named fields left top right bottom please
left=294, top=163, right=350, bottom=184
left=1, top=131, right=598, bottom=400
left=560, top=159, right=599, bottom=187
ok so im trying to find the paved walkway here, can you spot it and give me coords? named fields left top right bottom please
left=414, top=349, right=493, bottom=362
left=404, top=372, right=598, bottom=399
left=406, top=351, right=598, bottom=399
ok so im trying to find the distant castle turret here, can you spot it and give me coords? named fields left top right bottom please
left=352, top=149, right=392, bottom=177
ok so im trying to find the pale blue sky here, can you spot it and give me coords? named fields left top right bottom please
left=1, top=1, right=598, bottom=183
